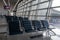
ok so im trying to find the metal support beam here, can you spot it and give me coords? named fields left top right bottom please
left=3, top=0, right=7, bottom=6
left=12, top=0, right=20, bottom=11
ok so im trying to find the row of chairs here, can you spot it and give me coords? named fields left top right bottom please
left=5, top=16, right=49, bottom=35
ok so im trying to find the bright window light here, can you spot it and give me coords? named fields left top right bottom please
left=52, top=0, right=60, bottom=11
left=10, top=12, right=13, bottom=16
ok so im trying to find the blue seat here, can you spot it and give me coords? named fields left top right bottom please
left=32, top=20, right=42, bottom=31
left=19, top=17, right=28, bottom=27
left=22, top=20, right=35, bottom=33
left=19, top=17, right=35, bottom=33
left=5, top=16, right=19, bottom=22
left=5, top=16, right=13, bottom=22
left=23, top=17, right=28, bottom=20
left=19, top=17, right=23, bottom=22
left=9, top=21, right=23, bottom=35
left=41, top=20, right=49, bottom=29
left=5, top=16, right=23, bottom=35
left=19, top=17, right=28, bottom=21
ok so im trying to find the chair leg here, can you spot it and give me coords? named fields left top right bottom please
left=49, top=29, right=56, bottom=36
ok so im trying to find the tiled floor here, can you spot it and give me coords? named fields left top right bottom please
left=0, top=23, right=60, bottom=40
left=49, top=24, right=60, bottom=40
left=7, top=27, right=60, bottom=40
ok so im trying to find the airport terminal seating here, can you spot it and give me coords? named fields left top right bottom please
left=5, top=16, right=23, bottom=35
left=31, top=20, right=42, bottom=31
left=5, top=15, right=50, bottom=35
left=41, top=20, right=49, bottom=29
left=40, top=20, right=56, bottom=36
left=19, top=17, right=35, bottom=33
left=3, top=15, right=56, bottom=40
left=19, top=17, right=28, bottom=27
left=31, top=20, right=50, bottom=31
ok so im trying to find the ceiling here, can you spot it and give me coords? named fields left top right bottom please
left=0, top=0, right=18, bottom=5
left=0, top=0, right=17, bottom=3
left=0, top=0, right=22, bottom=11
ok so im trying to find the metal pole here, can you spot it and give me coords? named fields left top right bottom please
left=45, top=0, right=52, bottom=20
left=3, top=0, right=7, bottom=6
left=12, top=0, right=20, bottom=11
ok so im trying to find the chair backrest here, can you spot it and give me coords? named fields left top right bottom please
left=19, top=17, right=35, bottom=33
left=41, top=20, right=49, bottom=29
left=32, top=20, right=42, bottom=31
left=19, top=17, right=23, bottom=22
left=21, top=18, right=34, bottom=33
left=5, top=16, right=23, bottom=35
left=5, top=16, right=13, bottom=22
left=23, top=17, right=28, bottom=20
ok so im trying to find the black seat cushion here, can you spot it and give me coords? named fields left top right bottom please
left=32, top=20, right=42, bottom=31
left=22, top=20, right=34, bottom=33
left=9, top=21, right=23, bottom=35
left=19, top=17, right=23, bottom=22
left=5, top=16, right=13, bottom=22
left=5, top=16, right=23, bottom=35
left=23, top=17, right=28, bottom=20
left=19, top=17, right=35, bottom=33
left=41, top=20, right=49, bottom=29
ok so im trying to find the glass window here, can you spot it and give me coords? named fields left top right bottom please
left=37, top=10, right=47, bottom=15
left=39, top=0, right=48, bottom=2
left=32, top=0, right=38, bottom=5
left=37, top=17, right=46, bottom=20
left=52, top=0, right=60, bottom=11
left=31, top=5, right=37, bottom=10
left=38, top=2, right=49, bottom=9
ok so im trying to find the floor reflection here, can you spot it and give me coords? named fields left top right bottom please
left=49, top=24, right=60, bottom=40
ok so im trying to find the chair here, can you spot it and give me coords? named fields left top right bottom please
left=22, top=19, right=35, bottom=33
left=32, top=20, right=42, bottom=31
left=41, top=20, right=49, bottom=29
left=5, top=16, right=23, bottom=35
left=5, top=16, right=13, bottom=22
left=41, top=20, right=56, bottom=36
